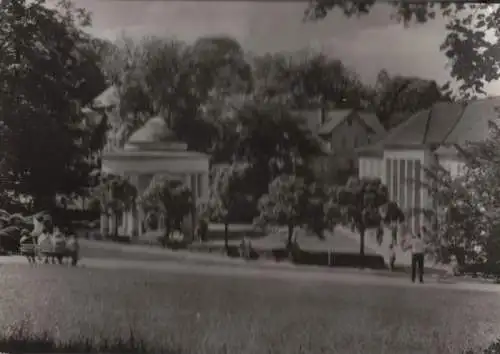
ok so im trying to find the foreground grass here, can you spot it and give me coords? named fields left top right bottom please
left=0, top=320, right=180, bottom=353
left=2, top=265, right=500, bottom=354
left=0, top=319, right=499, bottom=354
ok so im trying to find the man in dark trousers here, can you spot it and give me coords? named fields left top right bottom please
left=408, top=232, right=426, bottom=283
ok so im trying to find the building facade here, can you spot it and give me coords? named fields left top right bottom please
left=358, top=98, right=500, bottom=234
left=86, top=86, right=210, bottom=240
left=297, top=109, right=386, bottom=183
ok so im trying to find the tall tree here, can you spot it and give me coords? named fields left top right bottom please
left=234, top=101, right=324, bottom=201
left=256, top=175, right=308, bottom=252
left=0, top=0, right=107, bottom=211
left=419, top=164, right=487, bottom=266
left=207, top=163, right=251, bottom=252
left=288, top=52, right=365, bottom=113
left=305, top=2, right=497, bottom=98
left=251, top=51, right=364, bottom=114
left=338, top=177, right=403, bottom=266
left=365, top=70, right=447, bottom=129
left=420, top=122, right=500, bottom=267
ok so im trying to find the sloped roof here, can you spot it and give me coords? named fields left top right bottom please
left=317, top=109, right=353, bottom=135
left=127, top=116, right=177, bottom=145
left=92, top=85, right=119, bottom=109
left=444, top=97, right=500, bottom=144
left=379, top=108, right=430, bottom=147
left=359, top=97, right=500, bottom=156
left=358, top=112, right=385, bottom=137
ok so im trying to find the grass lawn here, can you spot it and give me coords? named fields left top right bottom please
left=0, top=264, right=498, bottom=353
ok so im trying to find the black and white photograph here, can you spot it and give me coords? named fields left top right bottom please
left=0, top=0, right=499, bottom=353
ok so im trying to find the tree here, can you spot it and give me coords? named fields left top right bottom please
left=251, top=51, right=364, bottom=114
left=304, top=183, right=341, bottom=239
left=364, top=70, right=448, bottom=129
left=207, top=163, right=251, bottom=252
left=338, top=177, right=403, bottom=266
left=251, top=53, right=295, bottom=105
left=255, top=175, right=308, bottom=251
left=305, top=2, right=497, bottom=98
left=0, top=0, right=107, bottom=211
left=419, top=165, right=486, bottom=266
left=287, top=52, right=365, bottom=114
left=139, top=177, right=193, bottom=246
left=101, top=35, right=252, bottom=158
left=235, top=101, right=325, bottom=202
left=419, top=122, right=500, bottom=267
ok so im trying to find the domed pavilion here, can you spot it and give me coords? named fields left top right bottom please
left=100, top=114, right=210, bottom=240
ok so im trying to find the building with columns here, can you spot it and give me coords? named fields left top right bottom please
left=357, top=97, right=500, bottom=235
left=88, top=86, right=210, bottom=240
left=100, top=115, right=210, bottom=240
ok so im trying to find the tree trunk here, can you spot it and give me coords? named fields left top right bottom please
left=359, top=226, right=366, bottom=268
left=224, top=221, right=229, bottom=253
left=287, top=224, right=294, bottom=252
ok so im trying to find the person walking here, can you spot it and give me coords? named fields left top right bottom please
left=407, top=232, right=426, bottom=283
left=388, top=243, right=396, bottom=271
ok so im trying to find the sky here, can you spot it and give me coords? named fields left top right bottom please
left=56, top=0, right=500, bottom=95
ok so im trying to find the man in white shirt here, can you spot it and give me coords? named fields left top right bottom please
left=409, top=232, right=426, bottom=283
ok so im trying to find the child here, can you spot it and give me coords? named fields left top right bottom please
left=389, top=243, right=396, bottom=271
left=65, top=230, right=80, bottom=266
left=37, top=226, right=53, bottom=264
left=19, top=229, right=37, bottom=264
left=52, top=227, right=67, bottom=265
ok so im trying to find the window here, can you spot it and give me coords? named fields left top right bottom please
left=341, top=136, right=347, bottom=148
left=353, top=136, right=358, bottom=148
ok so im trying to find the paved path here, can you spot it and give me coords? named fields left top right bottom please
left=1, top=254, right=498, bottom=293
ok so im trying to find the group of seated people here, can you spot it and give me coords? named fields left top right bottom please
left=19, top=218, right=80, bottom=265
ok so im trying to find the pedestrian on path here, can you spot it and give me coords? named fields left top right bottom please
left=388, top=243, right=396, bottom=271
left=406, top=232, right=426, bottom=283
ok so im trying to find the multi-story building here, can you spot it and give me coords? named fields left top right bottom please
left=296, top=109, right=386, bottom=183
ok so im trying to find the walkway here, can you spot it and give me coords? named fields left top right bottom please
left=2, top=253, right=498, bottom=293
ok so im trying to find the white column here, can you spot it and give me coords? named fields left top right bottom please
left=121, top=210, right=127, bottom=236
left=127, top=210, right=134, bottom=237
left=201, top=172, right=209, bottom=201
